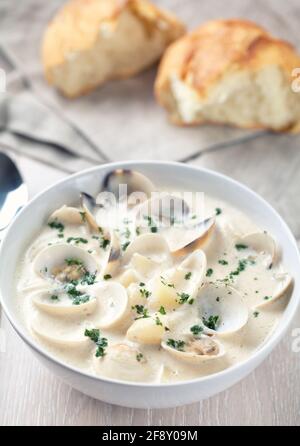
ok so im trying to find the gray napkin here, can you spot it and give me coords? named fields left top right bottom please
left=1, top=0, right=298, bottom=171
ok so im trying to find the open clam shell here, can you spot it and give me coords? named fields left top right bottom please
left=89, top=282, right=129, bottom=329
left=122, top=233, right=171, bottom=265
left=172, top=216, right=216, bottom=256
left=92, top=343, right=160, bottom=382
left=255, top=272, right=293, bottom=309
left=197, top=284, right=249, bottom=336
left=162, top=335, right=225, bottom=364
left=235, top=231, right=276, bottom=268
left=49, top=205, right=84, bottom=226
left=102, top=169, right=155, bottom=205
left=32, top=290, right=97, bottom=316
left=33, top=243, right=99, bottom=282
left=31, top=317, right=88, bottom=348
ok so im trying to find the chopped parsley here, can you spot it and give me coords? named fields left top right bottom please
left=58, top=234, right=64, bottom=238
left=218, top=259, right=228, bottom=265
left=136, top=353, right=144, bottom=362
left=79, top=211, right=86, bottom=222
left=185, top=272, right=192, bottom=280
left=122, top=227, right=131, bottom=239
left=139, top=286, right=151, bottom=298
left=132, top=305, right=149, bottom=319
left=65, top=258, right=83, bottom=266
left=160, top=276, right=175, bottom=288
left=190, top=325, right=203, bottom=336
left=264, top=295, right=270, bottom=300
left=100, top=237, right=110, bottom=250
left=143, top=215, right=158, bottom=233
left=166, top=339, right=186, bottom=351
left=50, top=294, right=59, bottom=301
left=202, top=315, right=219, bottom=330
left=235, top=243, right=248, bottom=251
left=121, top=241, right=130, bottom=251
left=253, top=311, right=260, bottom=318
left=81, top=271, right=97, bottom=285
left=155, top=316, right=163, bottom=326
left=206, top=268, right=213, bottom=277
left=65, top=283, right=90, bottom=305
left=215, top=208, right=222, bottom=216
left=48, top=220, right=64, bottom=233
left=104, top=274, right=112, bottom=280
left=84, top=328, right=108, bottom=357
left=158, top=306, right=166, bottom=315
left=177, top=292, right=190, bottom=304
left=67, top=237, right=88, bottom=245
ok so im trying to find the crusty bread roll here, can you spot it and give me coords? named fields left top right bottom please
left=155, top=19, right=300, bottom=132
left=42, top=0, right=185, bottom=98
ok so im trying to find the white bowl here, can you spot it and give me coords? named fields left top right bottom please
left=1, top=161, right=299, bottom=409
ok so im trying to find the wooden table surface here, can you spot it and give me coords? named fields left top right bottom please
left=1, top=132, right=300, bottom=426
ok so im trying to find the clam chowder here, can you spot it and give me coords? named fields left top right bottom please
left=15, top=170, right=292, bottom=383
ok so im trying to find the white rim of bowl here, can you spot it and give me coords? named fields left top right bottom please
left=0, top=160, right=299, bottom=389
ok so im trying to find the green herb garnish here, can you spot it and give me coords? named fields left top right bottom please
left=190, top=325, right=203, bottom=335
left=67, top=237, right=88, bottom=245
left=104, top=274, right=112, bottom=280
left=185, top=272, right=192, bottom=280
left=166, top=339, right=186, bottom=351
left=202, top=315, right=219, bottom=330
left=84, top=328, right=108, bottom=357
left=206, top=268, right=213, bottom=277
left=235, top=243, right=248, bottom=251
left=158, top=306, right=166, bottom=315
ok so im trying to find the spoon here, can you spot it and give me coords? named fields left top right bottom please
left=0, top=152, right=28, bottom=233
left=0, top=152, right=28, bottom=329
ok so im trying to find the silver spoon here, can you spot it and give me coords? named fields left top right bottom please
left=0, top=152, right=28, bottom=329
left=0, top=152, right=28, bottom=233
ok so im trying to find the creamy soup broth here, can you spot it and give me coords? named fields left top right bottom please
left=14, top=172, right=292, bottom=383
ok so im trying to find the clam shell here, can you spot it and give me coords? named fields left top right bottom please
left=198, top=283, right=248, bottom=336
left=162, top=335, right=225, bottom=364
left=92, top=343, right=159, bottom=382
left=103, top=169, right=155, bottom=205
left=122, top=233, right=171, bottom=265
left=89, top=282, right=129, bottom=329
left=49, top=205, right=83, bottom=226
left=31, top=317, right=88, bottom=348
left=255, top=272, right=293, bottom=309
left=33, top=243, right=99, bottom=280
left=32, top=290, right=97, bottom=316
left=235, top=232, right=276, bottom=268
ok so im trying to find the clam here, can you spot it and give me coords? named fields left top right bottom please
left=162, top=335, right=225, bottom=364
left=235, top=231, right=276, bottom=268
left=31, top=317, right=88, bottom=348
left=172, top=216, right=216, bottom=256
left=89, top=282, right=129, bottom=329
left=33, top=244, right=99, bottom=282
left=122, top=233, right=171, bottom=265
left=102, top=230, right=121, bottom=278
left=80, top=192, right=102, bottom=231
left=126, top=313, right=168, bottom=345
left=102, top=169, right=155, bottom=205
left=92, top=343, right=159, bottom=382
left=130, top=253, right=162, bottom=280
left=136, top=193, right=189, bottom=227
left=197, top=284, right=248, bottom=336
left=255, top=271, right=293, bottom=309
left=32, top=290, right=97, bottom=316
left=48, top=205, right=84, bottom=226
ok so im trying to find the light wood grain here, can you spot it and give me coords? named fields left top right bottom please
left=1, top=133, right=300, bottom=426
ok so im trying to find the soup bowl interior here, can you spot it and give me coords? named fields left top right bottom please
left=0, top=161, right=299, bottom=408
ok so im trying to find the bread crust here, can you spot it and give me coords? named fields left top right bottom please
left=155, top=19, right=300, bottom=132
left=42, top=0, right=185, bottom=97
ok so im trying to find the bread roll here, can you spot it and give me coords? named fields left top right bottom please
left=42, top=0, right=185, bottom=98
left=155, top=19, right=300, bottom=132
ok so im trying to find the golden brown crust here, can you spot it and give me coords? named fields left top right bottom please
left=155, top=19, right=300, bottom=132
left=42, top=0, right=185, bottom=85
